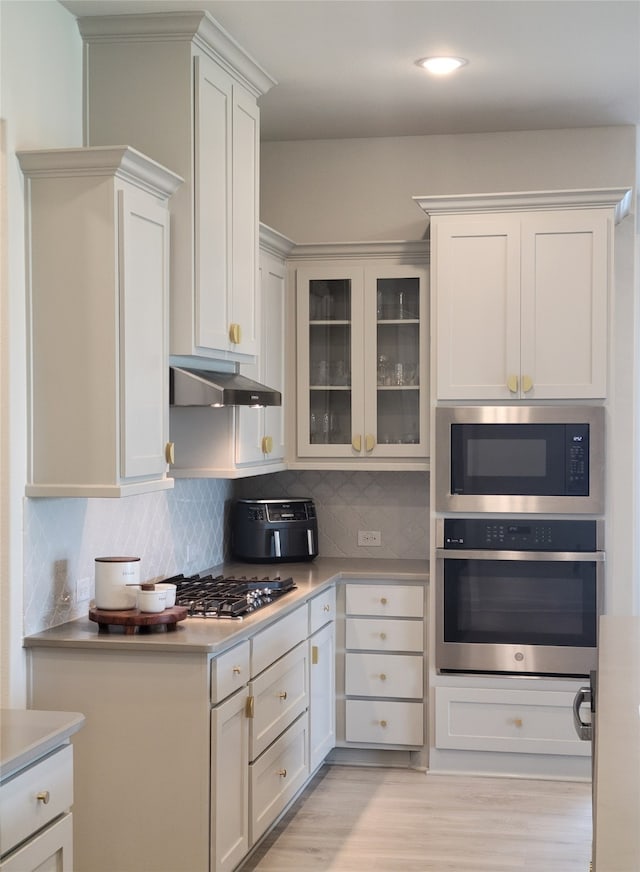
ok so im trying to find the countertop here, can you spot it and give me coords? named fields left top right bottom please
left=1, top=709, right=85, bottom=780
left=23, top=558, right=428, bottom=656
left=593, top=615, right=640, bottom=872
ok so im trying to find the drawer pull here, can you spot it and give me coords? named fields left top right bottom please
left=279, top=691, right=288, bottom=701
left=323, top=603, right=331, bottom=612
left=512, top=717, right=523, bottom=728
left=232, top=666, right=242, bottom=675
left=245, top=696, right=255, bottom=718
left=36, top=791, right=50, bottom=805
left=311, top=645, right=319, bottom=665
left=277, top=768, right=287, bottom=778
left=380, top=632, right=387, bottom=640
left=380, top=720, right=387, bottom=728
left=380, top=597, right=388, bottom=605
left=379, top=673, right=387, bottom=681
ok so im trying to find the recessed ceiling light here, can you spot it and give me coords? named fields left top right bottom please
left=416, top=56, right=468, bottom=75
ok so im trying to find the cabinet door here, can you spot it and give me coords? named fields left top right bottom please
left=296, top=265, right=365, bottom=457
left=194, top=53, right=232, bottom=355
left=230, top=83, right=260, bottom=358
left=0, top=813, right=73, bottom=872
left=119, top=187, right=170, bottom=480
left=434, top=214, right=521, bottom=400
left=236, top=247, right=285, bottom=467
left=365, top=264, right=428, bottom=455
left=211, top=689, right=250, bottom=872
left=520, top=209, right=609, bottom=399
left=309, top=621, right=336, bottom=772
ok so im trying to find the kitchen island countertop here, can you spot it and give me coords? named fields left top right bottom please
left=23, top=557, right=428, bottom=656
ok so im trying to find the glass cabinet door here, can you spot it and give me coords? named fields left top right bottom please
left=368, top=268, right=425, bottom=454
left=298, top=266, right=364, bottom=456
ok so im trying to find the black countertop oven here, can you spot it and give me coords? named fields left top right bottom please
left=231, top=498, right=319, bottom=563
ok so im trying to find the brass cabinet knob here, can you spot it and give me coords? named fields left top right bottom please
left=352, top=434, right=362, bottom=452
left=507, top=374, right=519, bottom=393
left=278, top=768, right=287, bottom=778
left=512, top=717, right=523, bottom=728
left=261, top=435, right=273, bottom=455
left=279, top=691, right=288, bottom=701
left=522, top=375, right=533, bottom=393
left=323, top=604, right=330, bottom=612
left=36, top=791, right=50, bottom=805
left=365, top=433, right=375, bottom=452
left=379, top=673, right=387, bottom=681
left=380, top=597, right=388, bottom=605
left=380, top=720, right=387, bottom=728
left=229, top=323, right=241, bottom=344
left=165, top=442, right=175, bottom=464
left=232, top=666, right=242, bottom=675
left=380, top=632, right=387, bottom=640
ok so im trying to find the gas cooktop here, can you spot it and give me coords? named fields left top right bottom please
left=161, top=573, right=297, bottom=619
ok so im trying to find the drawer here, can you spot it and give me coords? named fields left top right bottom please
left=249, top=642, right=308, bottom=761
left=309, top=586, right=336, bottom=635
left=345, top=699, right=424, bottom=746
left=211, top=641, right=250, bottom=704
left=251, top=604, right=307, bottom=678
left=0, top=745, right=73, bottom=857
left=250, top=713, right=309, bottom=844
left=346, top=617, right=423, bottom=652
left=345, top=583, right=424, bottom=618
left=345, top=652, right=424, bottom=699
left=0, top=812, right=72, bottom=872
left=434, top=686, right=590, bottom=756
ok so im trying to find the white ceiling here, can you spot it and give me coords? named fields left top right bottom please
left=59, top=0, right=640, bottom=142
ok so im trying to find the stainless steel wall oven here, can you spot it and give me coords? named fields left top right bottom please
left=436, top=517, right=604, bottom=677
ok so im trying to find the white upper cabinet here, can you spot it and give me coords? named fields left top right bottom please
left=18, top=146, right=182, bottom=498
left=290, top=242, right=429, bottom=470
left=415, top=189, right=632, bottom=401
left=78, top=11, right=275, bottom=363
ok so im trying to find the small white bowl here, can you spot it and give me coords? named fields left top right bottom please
left=155, top=583, right=177, bottom=608
left=137, top=588, right=167, bottom=613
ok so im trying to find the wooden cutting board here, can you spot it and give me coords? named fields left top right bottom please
left=89, top=606, right=188, bottom=635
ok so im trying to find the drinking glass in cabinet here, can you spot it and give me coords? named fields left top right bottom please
left=376, top=277, right=420, bottom=321
left=310, top=278, right=351, bottom=322
left=310, top=394, right=351, bottom=444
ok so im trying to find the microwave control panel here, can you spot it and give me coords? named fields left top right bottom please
left=442, top=518, right=598, bottom=552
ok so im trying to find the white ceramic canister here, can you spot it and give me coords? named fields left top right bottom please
left=94, top=557, right=141, bottom=610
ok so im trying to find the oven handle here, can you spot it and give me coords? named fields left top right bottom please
left=435, top=548, right=605, bottom=562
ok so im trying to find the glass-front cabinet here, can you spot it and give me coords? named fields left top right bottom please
left=294, top=250, right=428, bottom=466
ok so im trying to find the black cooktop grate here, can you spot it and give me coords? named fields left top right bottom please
left=162, top=573, right=296, bottom=619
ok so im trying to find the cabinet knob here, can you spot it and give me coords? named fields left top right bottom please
left=278, top=768, right=288, bottom=778
left=323, top=604, right=331, bottom=612
left=229, top=323, right=242, bottom=344
left=365, top=433, right=376, bottom=452
left=232, top=666, right=242, bottom=675
left=36, top=791, right=50, bottom=805
left=512, top=717, right=523, bottom=728
left=507, top=374, right=519, bottom=393
left=380, top=632, right=387, bottom=640
left=521, top=375, right=533, bottom=393
left=379, top=673, right=387, bottom=681
left=279, top=691, right=288, bottom=701
left=380, top=597, right=388, bottom=605
left=379, top=720, right=387, bottom=729
left=165, top=442, right=175, bottom=464
left=261, top=435, right=273, bottom=455
left=352, top=434, right=362, bottom=452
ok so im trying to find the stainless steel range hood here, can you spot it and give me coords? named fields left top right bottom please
left=170, top=367, right=281, bottom=408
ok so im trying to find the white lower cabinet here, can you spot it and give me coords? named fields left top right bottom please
left=342, top=581, right=426, bottom=749
left=309, top=587, right=336, bottom=773
left=0, top=813, right=73, bottom=872
left=434, top=685, right=590, bottom=757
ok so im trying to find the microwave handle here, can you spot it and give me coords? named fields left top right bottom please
left=307, top=529, right=315, bottom=555
left=273, top=530, right=281, bottom=559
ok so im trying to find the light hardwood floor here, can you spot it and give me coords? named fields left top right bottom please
left=240, top=765, right=592, bottom=872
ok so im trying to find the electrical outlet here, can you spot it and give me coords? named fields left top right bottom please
left=76, top=577, right=91, bottom=603
left=358, top=530, right=381, bottom=547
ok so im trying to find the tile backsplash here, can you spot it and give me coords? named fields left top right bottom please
left=24, top=470, right=428, bottom=634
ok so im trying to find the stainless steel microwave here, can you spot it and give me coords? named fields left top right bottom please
left=435, top=406, right=605, bottom=514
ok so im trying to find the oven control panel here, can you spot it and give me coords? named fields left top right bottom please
left=442, top=518, right=598, bottom=551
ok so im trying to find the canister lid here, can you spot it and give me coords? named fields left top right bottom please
left=95, top=556, right=141, bottom=562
